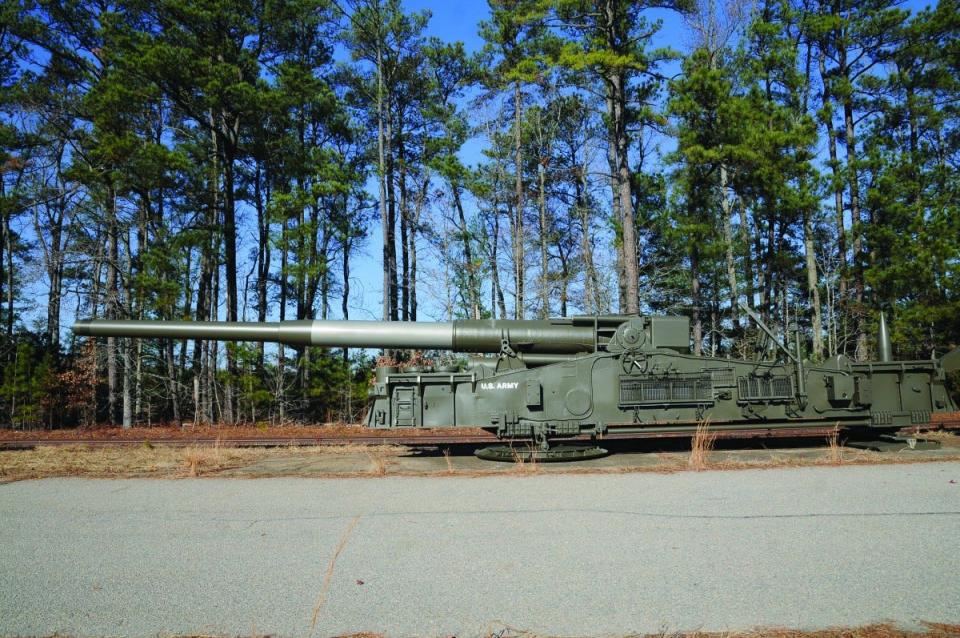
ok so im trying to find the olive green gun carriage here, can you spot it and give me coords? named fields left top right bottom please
left=73, top=311, right=959, bottom=460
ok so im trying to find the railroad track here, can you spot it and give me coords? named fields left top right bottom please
left=0, top=427, right=834, bottom=450
left=0, top=432, right=500, bottom=450
left=3, top=417, right=957, bottom=451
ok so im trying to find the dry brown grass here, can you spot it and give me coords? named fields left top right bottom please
left=0, top=443, right=406, bottom=482
left=9, top=625, right=960, bottom=638
left=826, top=425, right=843, bottom=464
left=641, top=623, right=960, bottom=638
left=10, top=625, right=959, bottom=638
left=3, top=439, right=960, bottom=483
left=365, top=449, right=389, bottom=476
left=478, top=623, right=960, bottom=638
left=508, top=444, right=541, bottom=474
left=688, top=419, right=717, bottom=470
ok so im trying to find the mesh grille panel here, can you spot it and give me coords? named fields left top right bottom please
left=703, top=367, right=736, bottom=387
left=620, top=375, right=713, bottom=405
left=737, top=375, right=794, bottom=401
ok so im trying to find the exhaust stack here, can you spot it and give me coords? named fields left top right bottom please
left=878, top=312, right=893, bottom=362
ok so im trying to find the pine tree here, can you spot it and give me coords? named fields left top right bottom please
left=861, top=0, right=960, bottom=357
left=479, top=0, right=553, bottom=319
left=553, top=0, right=691, bottom=313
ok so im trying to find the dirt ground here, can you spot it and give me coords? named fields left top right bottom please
left=2, top=431, right=959, bottom=483
left=490, top=625, right=960, bottom=638
left=492, top=625, right=960, bottom=638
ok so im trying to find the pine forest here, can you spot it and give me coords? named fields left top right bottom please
left=0, top=0, right=958, bottom=428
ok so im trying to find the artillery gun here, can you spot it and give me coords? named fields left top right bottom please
left=73, top=311, right=959, bottom=461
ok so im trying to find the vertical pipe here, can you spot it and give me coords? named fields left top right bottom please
left=878, top=312, right=893, bottom=362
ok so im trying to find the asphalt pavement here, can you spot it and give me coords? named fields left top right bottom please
left=2, top=463, right=959, bottom=637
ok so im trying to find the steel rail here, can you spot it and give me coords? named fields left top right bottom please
left=3, top=419, right=957, bottom=450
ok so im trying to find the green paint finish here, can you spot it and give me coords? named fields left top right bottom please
left=74, top=314, right=958, bottom=440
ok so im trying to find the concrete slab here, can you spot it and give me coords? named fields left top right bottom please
left=3, top=463, right=959, bottom=637
left=221, top=441, right=960, bottom=477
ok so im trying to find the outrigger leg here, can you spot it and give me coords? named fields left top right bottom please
left=474, top=424, right=608, bottom=462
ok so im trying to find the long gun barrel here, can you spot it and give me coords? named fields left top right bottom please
left=72, top=318, right=598, bottom=355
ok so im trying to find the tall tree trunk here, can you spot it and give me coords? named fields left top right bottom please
left=410, top=178, right=427, bottom=322
left=738, top=201, right=754, bottom=307
left=0, top=178, right=5, bottom=340
left=207, top=266, right=219, bottom=421
left=3, top=209, right=12, bottom=338
left=165, top=338, right=180, bottom=426
left=376, top=43, right=392, bottom=323
left=764, top=213, right=775, bottom=319
left=537, top=164, right=550, bottom=318
left=133, top=208, right=147, bottom=424
left=294, top=190, right=307, bottom=402
left=39, top=147, right=68, bottom=352
left=803, top=208, right=824, bottom=360
left=341, top=197, right=351, bottom=363
left=817, top=54, right=848, bottom=308
left=453, top=184, right=480, bottom=319
left=776, top=221, right=788, bottom=330
left=512, top=80, right=525, bottom=319
left=603, top=0, right=639, bottom=314
left=489, top=186, right=507, bottom=319
left=122, top=337, right=132, bottom=429
left=611, top=74, right=638, bottom=314
left=255, top=161, right=270, bottom=371
left=278, top=213, right=289, bottom=421
left=575, top=163, right=599, bottom=313
left=720, top=165, right=739, bottom=329
left=831, top=22, right=866, bottom=359
left=605, top=95, right=626, bottom=312
left=691, top=243, right=702, bottom=356
left=556, top=242, right=569, bottom=317
left=398, top=140, right=409, bottom=321
left=843, top=96, right=867, bottom=360
left=122, top=238, right=134, bottom=430
left=192, top=243, right=209, bottom=424
left=385, top=109, right=398, bottom=321
left=105, top=183, right=119, bottom=425
left=221, top=140, right=238, bottom=423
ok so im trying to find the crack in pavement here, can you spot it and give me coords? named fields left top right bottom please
left=210, top=507, right=960, bottom=525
